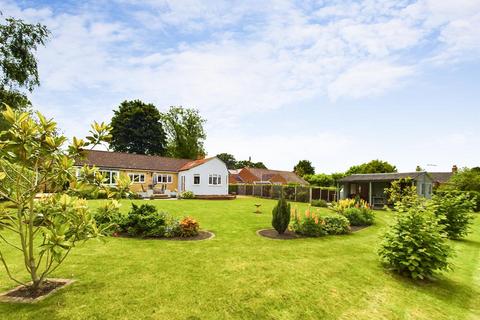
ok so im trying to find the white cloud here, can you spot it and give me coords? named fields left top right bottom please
left=1, top=0, right=479, bottom=171
left=327, top=61, right=414, bottom=100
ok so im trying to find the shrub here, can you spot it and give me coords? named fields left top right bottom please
left=323, top=215, right=350, bottom=235
left=179, top=217, right=199, bottom=237
left=432, top=192, right=475, bottom=239
left=295, top=191, right=309, bottom=202
left=311, top=199, right=328, bottom=207
left=378, top=206, right=451, bottom=279
left=179, top=191, right=195, bottom=199
left=122, top=203, right=169, bottom=237
left=291, top=207, right=326, bottom=237
left=272, top=197, right=291, bottom=234
left=94, top=200, right=125, bottom=235
left=343, top=207, right=375, bottom=226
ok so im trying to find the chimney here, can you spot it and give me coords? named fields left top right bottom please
left=452, top=165, right=458, bottom=173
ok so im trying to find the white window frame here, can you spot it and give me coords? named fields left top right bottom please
left=128, top=173, right=146, bottom=183
left=155, top=174, right=173, bottom=184
left=208, top=174, right=222, bottom=185
left=193, top=174, right=201, bottom=185
left=99, top=170, right=119, bottom=185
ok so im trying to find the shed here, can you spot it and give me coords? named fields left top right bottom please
left=338, top=172, right=434, bottom=208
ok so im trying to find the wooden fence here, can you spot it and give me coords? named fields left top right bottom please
left=229, top=184, right=337, bottom=203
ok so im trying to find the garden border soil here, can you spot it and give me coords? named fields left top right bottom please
left=0, top=278, right=75, bottom=304
left=116, top=230, right=215, bottom=241
left=257, top=228, right=303, bottom=240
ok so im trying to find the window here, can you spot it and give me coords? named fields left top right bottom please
left=209, top=174, right=222, bottom=185
left=99, top=170, right=119, bottom=185
left=194, top=174, right=200, bottom=185
left=128, top=173, right=145, bottom=183
left=155, top=174, right=173, bottom=184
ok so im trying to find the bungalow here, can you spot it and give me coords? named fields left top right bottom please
left=75, top=150, right=229, bottom=198
left=229, top=167, right=308, bottom=185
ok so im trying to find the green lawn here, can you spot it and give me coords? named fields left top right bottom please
left=0, top=197, right=479, bottom=319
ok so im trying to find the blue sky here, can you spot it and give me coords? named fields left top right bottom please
left=2, top=0, right=479, bottom=173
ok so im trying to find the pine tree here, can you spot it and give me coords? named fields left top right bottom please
left=272, top=197, right=291, bottom=234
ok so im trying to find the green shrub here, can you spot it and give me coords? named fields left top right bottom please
left=179, top=191, right=195, bottom=199
left=311, top=199, right=328, bottom=207
left=378, top=206, right=451, bottom=279
left=272, top=197, right=290, bottom=234
left=432, top=192, right=475, bottom=239
left=343, top=207, right=375, bottom=226
left=94, top=200, right=125, bottom=235
left=122, top=203, right=169, bottom=237
left=295, top=191, right=309, bottom=202
left=323, top=215, right=350, bottom=235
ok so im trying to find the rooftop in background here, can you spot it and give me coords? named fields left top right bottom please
left=230, top=167, right=309, bottom=185
left=339, top=171, right=454, bottom=183
left=76, top=150, right=193, bottom=172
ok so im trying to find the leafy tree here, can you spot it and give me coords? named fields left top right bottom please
left=432, top=192, right=475, bottom=239
left=416, top=165, right=424, bottom=172
left=216, top=153, right=237, bottom=169
left=162, top=106, right=206, bottom=159
left=110, top=100, right=167, bottom=155
left=346, top=159, right=397, bottom=175
left=235, top=160, right=267, bottom=169
left=293, top=160, right=315, bottom=177
left=0, top=15, right=50, bottom=130
left=378, top=205, right=451, bottom=280
left=447, top=167, right=480, bottom=192
left=0, top=106, right=111, bottom=293
left=303, top=173, right=333, bottom=187
left=385, top=178, right=418, bottom=208
left=272, top=197, right=291, bottom=234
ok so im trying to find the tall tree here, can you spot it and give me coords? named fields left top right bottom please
left=216, top=153, right=237, bottom=169
left=162, top=106, right=206, bottom=159
left=0, top=15, right=49, bottom=130
left=236, top=160, right=267, bottom=169
left=346, top=159, right=397, bottom=175
left=294, top=160, right=315, bottom=177
left=110, top=100, right=167, bottom=155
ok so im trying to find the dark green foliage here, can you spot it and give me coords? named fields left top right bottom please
left=433, top=192, right=475, bottom=239
left=110, top=100, right=167, bottom=155
left=304, top=172, right=345, bottom=187
left=0, top=15, right=49, bottom=130
left=236, top=159, right=267, bottom=169
left=447, top=167, right=480, bottom=193
left=323, top=215, right=350, bottom=235
left=343, top=207, right=375, bottom=226
left=94, top=201, right=125, bottom=235
left=272, top=197, right=291, bottom=234
left=295, top=191, right=309, bottom=202
left=122, top=204, right=170, bottom=237
left=162, top=106, right=206, bottom=159
left=379, top=206, right=451, bottom=279
left=311, top=199, right=328, bottom=207
left=216, top=153, right=237, bottom=169
left=293, top=160, right=315, bottom=177
left=346, top=159, right=397, bottom=175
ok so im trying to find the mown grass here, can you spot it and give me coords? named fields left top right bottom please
left=0, top=197, right=479, bottom=319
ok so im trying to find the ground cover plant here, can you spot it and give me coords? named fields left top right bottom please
left=0, top=197, right=479, bottom=319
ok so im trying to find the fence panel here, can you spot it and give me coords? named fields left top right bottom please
left=229, top=184, right=337, bottom=203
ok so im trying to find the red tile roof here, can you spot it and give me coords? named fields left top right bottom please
left=76, top=150, right=192, bottom=172
left=178, top=157, right=215, bottom=171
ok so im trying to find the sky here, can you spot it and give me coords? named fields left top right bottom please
left=1, top=0, right=479, bottom=173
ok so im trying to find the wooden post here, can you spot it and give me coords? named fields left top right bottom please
left=294, top=186, right=297, bottom=202
left=369, top=182, right=373, bottom=206
left=309, top=187, right=312, bottom=203
left=319, top=188, right=322, bottom=200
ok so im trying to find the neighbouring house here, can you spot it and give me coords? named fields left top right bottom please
left=75, top=150, right=229, bottom=198
left=229, top=167, right=308, bottom=185
left=337, top=166, right=457, bottom=208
